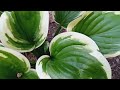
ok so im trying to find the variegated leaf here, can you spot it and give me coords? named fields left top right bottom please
left=36, top=32, right=111, bottom=79
left=67, top=11, right=120, bottom=58
left=54, top=11, right=82, bottom=28
left=0, top=47, right=39, bottom=79
left=0, top=11, right=49, bottom=52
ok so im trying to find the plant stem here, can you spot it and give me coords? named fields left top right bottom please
left=31, top=41, right=50, bottom=59
left=54, top=24, right=62, bottom=36
left=32, top=47, right=43, bottom=59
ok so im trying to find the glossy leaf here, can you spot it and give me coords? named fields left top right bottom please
left=0, top=47, right=39, bottom=79
left=20, top=69, right=39, bottom=79
left=0, top=11, right=49, bottom=52
left=36, top=32, right=111, bottom=79
left=67, top=11, right=120, bottom=58
left=54, top=11, right=81, bottom=28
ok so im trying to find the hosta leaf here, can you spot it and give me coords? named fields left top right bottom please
left=0, top=11, right=49, bottom=52
left=0, top=47, right=39, bottom=79
left=36, top=32, right=111, bottom=79
left=54, top=11, right=82, bottom=28
left=20, top=69, right=39, bottom=79
left=67, top=11, right=120, bottom=58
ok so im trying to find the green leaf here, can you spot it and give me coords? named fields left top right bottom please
left=0, top=11, right=2, bottom=16
left=0, top=11, right=49, bottom=52
left=67, top=11, right=120, bottom=58
left=0, top=43, right=4, bottom=47
left=0, top=47, right=39, bottom=79
left=20, top=69, right=39, bottom=79
left=36, top=32, right=111, bottom=79
left=54, top=11, right=81, bottom=28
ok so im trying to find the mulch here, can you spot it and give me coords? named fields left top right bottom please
left=107, top=56, right=120, bottom=79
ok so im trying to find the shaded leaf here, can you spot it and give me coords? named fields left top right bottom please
left=54, top=11, right=81, bottom=28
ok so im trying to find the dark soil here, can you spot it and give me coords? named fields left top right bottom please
left=107, top=56, right=120, bottom=79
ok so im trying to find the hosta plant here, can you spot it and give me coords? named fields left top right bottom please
left=0, top=47, right=39, bottom=79
left=36, top=32, right=111, bottom=79
left=0, top=11, right=114, bottom=79
left=66, top=11, right=120, bottom=58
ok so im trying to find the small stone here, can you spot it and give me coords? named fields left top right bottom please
left=17, top=73, right=22, bottom=78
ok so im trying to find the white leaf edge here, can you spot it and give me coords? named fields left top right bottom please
left=35, top=11, right=49, bottom=49
left=0, top=47, right=31, bottom=72
left=67, top=11, right=93, bottom=31
left=90, top=51, right=111, bottom=79
left=36, top=55, right=51, bottom=79
left=49, top=32, right=99, bottom=54
left=52, top=11, right=83, bottom=28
